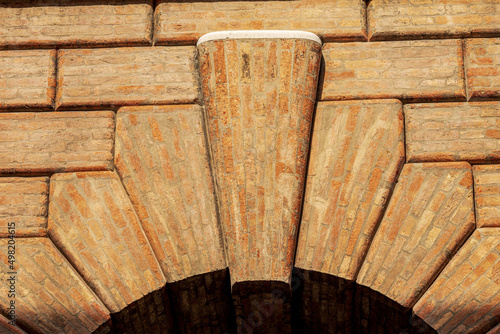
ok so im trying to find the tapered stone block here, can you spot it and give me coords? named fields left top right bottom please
left=197, top=31, right=322, bottom=286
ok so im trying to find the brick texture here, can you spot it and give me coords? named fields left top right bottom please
left=357, top=162, right=475, bottom=308
left=320, top=39, right=465, bottom=102
left=368, top=0, right=500, bottom=41
left=405, top=101, right=500, bottom=163
left=474, top=165, right=500, bottom=228
left=154, top=0, right=366, bottom=45
left=0, top=313, right=28, bottom=334
left=198, top=37, right=321, bottom=284
left=295, top=100, right=404, bottom=281
left=56, top=46, right=199, bottom=108
left=0, top=0, right=153, bottom=49
left=48, top=171, right=166, bottom=313
left=414, top=228, right=500, bottom=334
left=0, top=111, right=114, bottom=174
left=0, top=50, right=56, bottom=110
left=0, top=177, right=49, bottom=237
left=0, top=238, right=111, bottom=334
left=465, top=38, right=500, bottom=101
left=114, top=105, right=226, bottom=282
left=487, top=323, right=500, bottom=334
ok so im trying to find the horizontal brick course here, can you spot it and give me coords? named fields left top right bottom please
left=465, top=38, right=500, bottom=101
left=405, top=101, right=500, bottom=163
left=114, top=105, right=226, bottom=282
left=296, top=100, right=404, bottom=281
left=368, top=0, right=500, bottom=41
left=0, top=238, right=111, bottom=334
left=0, top=49, right=56, bottom=110
left=473, top=165, right=500, bottom=228
left=414, top=228, right=500, bottom=334
left=0, top=177, right=49, bottom=237
left=56, top=46, right=199, bottom=108
left=154, top=0, right=367, bottom=45
left=48, top=171, right=166, bottom=313
left=0, top=111, right=114, bottom=174
left=321, top=39, right=465, bottom=102
left=357, top=162, right=475, bottom=308
left=0, top=0, right=153, bottom=49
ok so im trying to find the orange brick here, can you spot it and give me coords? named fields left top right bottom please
left=296, top=100, right=404, bottom=281
left=406, top=102, right=500, bottom=163
left=473, top=165, right=500, bottom=227
left=465, top=38, right=500, bottom=100
left=357, top=162, right=475, bottom=308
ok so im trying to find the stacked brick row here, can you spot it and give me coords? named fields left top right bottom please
left=0, top=0, right=499, bottom=333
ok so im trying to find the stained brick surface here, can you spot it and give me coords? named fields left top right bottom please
left=0, top=111, right=114, bottom=174
left=0, top=0, right=153, bottom=49
left=295, top=100, right=404, bottom=281
left=487, top=323, right=500, bottom=334
left=48, top=171, right=165, bottom=313
left=114, top=105, right=226, bottom=282
left=320, top=39, right=465, bottom=102
left=0, top=177, right=49, bottom=237
left=154, top=0, right=366, bottom=45
left=0, top=50, right=56, bottom=110
left=465, top=38, right=500, bottom=101
left=368, top=0, right=500, bottom=41
left=414, top=228, right=500, bottom=334
left=56, top=46, right=199, bottom=108
left=0, top=314, right=28, bottom=334
left=357, top=162, right=475, bottom=308
left=474, top=165, right=500, bottom=228
left=405, top=102, right=500, bottom=163
left=0, top=238, right=111, bottom=334
left=198, top=37, right=321, bottom=284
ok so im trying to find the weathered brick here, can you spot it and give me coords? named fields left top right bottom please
left=0, top=238, right=111, bottom=334
left=0, top=0, right=153, bottom=49
left=321, top=39, right=466, bottom=102
left=48, top=171, right=166, bottom=313
left=487, top=323, right=500, bottom=334
left=414, top=228, right=500, bottom=334
left=295, top=100, right=404, bottom=281
left=56, top=46, right=200, bottom=108
left=357, top=162, right=475, bottom=309
left=405, top=101, right=500, bottom=163
left=368, top=0, right=500, bottom=41
left=198, top=34, right=321, bottom=284
left=114, top=105, right=226, bottom=282
left=0, top=177, right=49, bottom=237
left=465, top=38, right=500, bottom=100
left=473, top=165, right=500, bottom=228
left=0, top=50, right=56, bottom=110
left=154, top=0, right=366, bottom=45
left=0, top=111, right=114, bottom=174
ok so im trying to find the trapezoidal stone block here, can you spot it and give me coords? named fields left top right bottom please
left=0, top=111, right=115, bottom=174
left=48, top=171, right=166, bottom=313
left=0, top=49, right=56, bottom=110
left=474, top=165, right=500, bottom=228
left=295, top=99, right=405, bottom=281
left=0, top=237, right=111, bottom=334
left=405, top=101, right=500, bottom=164
left=414, top=228, right=500, bottom=334
left=320, top=39, right=466, bottom=102
left=357, top=162, right=475, bottom=309
left=465, top=38, right=500, bottom=101
left=198, top=30, right=322, bottom=285
left=114, top=105, right=226, bottom=282
left=0, top=0, right=153, bottom=49
left=0, top=177, right=49, bottom=237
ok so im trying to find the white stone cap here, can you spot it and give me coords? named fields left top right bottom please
left=197, top=30, right=322, bottom=46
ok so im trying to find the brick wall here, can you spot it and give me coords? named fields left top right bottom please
left=0, top=1, right=499, bottom=333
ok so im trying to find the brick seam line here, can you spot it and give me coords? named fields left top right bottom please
left=52, top=49, right=59, bottom=111
left=463, top=38, right=471, bottom=101
left=195, top=42, right=230, bottom=267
